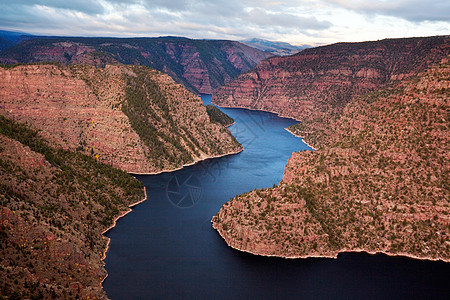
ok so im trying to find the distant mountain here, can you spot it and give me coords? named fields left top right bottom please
left=0, top=37, right=12, bottom=51
left=0, top=30, right=33, bottom=50
left=241, top=38, right=310, bottom=56
left=0, top=36, right=272, bottom=93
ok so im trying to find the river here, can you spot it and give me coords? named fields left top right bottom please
left=103, top=95, right=449, bottom=299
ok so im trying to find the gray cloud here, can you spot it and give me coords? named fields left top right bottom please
left=245, top=7, right=331, bottom=29
left=327, top=0, right=450, bottom=22
left=0, top=0, right=448, bottom=45
left=0, top=0, right=104, bottom=15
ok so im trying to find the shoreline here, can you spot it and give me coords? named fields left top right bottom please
left=128, top=146, right=243, bottom=176
left=212, top=101, right=301, bottom=122
left=100, top=146, right=243, bottom=286
left=212, top=102, right=449, bottom=264
left=212, top=101, right=318, bottom=150
left=100, top=187, right=148, bottom=285
left=284, top=127, right=318, bottom=150
left=212, top=221, right=450, bottom=263
left=225, top=121, right=235, bottom=127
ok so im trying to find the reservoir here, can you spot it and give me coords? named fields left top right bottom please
left=104, top=95, right=449, bottom=299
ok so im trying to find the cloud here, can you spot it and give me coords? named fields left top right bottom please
left=245, top=7, right=331, bottom=29
left=326, top=0, right=450, bottom=22
left=0, top=0, right=104, bottom=15
left=0, top=0, right=447, bottom=45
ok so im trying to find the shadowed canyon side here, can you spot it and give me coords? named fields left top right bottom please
left=213, top=36, right=449, bottom=121
left=213, top=58, right=449, bottom=261
left=0, top=37, right=272, bottom=94
left=0, top=64, right=242, bottom=174
left=0, top=116, right=145, bottom=299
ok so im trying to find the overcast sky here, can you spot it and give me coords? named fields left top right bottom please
left=0, top=0, right=448, bottom=46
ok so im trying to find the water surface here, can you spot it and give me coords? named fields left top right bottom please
left=104, top=95, right=449, bottom=299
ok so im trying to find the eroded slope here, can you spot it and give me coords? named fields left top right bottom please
left=0, top=37, right=272, bottom=94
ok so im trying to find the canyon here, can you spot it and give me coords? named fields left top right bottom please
left=212, top=52, right=449, bottom=261
left=0, top=62, right=241, bottom=298
left=1, top=34, right=449, bottom=299
left=0, top=64, right=242, bottom=174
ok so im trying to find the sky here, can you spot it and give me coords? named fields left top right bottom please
left=0, top=0, right=448, bottom=46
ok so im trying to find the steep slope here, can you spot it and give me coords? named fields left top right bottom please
left=214, top=36, right=449, bottom=121
left=213, top=58, right=449, bottom=261
left=0, top=115, right=144, bottom=299
left=0, top=37, right=272, bottom=93
left=0, top=63, right=242, bottom=174
left=0, top=37, right=13, bottom=51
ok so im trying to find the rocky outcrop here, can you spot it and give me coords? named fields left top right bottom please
left=213, top=36, right=450, bottom=121
left=0, top=64, right=242, bottom=174
left=213, top=58, right=450, bottom=261
left=0, top=37, right=272, bottom=94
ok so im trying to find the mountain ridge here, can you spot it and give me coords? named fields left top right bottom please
left=213, top=35, right=450, bottom=121
left=0, top=36, right=272, bottom=94
left=0, top=63, right=242, bottom=174
left=241, top=38, right=309, bottom=56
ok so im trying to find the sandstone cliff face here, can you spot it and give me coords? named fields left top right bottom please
left=0, top=37, right=272, bottom=94
left=213, top=36, right=450, bottom=121
left=0, top=64, right=242, bottom=173
left=213, top=58, right=449, bottom=261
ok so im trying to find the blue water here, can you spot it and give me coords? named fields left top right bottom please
left=104, top=95, right=449, bottom=299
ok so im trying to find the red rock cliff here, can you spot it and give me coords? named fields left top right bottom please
left=0, top=64, right=242, bottom=173
left=0, top=38, right=272, bottom=94
left=214, top=36, right=449, bottom=121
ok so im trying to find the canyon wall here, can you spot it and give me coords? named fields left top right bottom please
left=213, top=36, right=449, bottom=121
left=0, top=64, right=242, bottom=174
left=213, top=56, right=449, bottom=261
left=0, top=37, right=272, bottom=94
left=0, top=115, right=145, bottom=299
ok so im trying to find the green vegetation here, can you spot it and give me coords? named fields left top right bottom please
left=0, top=115, right=144, bottom=298
left=121, top=66, right=193, bottom=165
left=206, top=105, right=234, bottom=127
